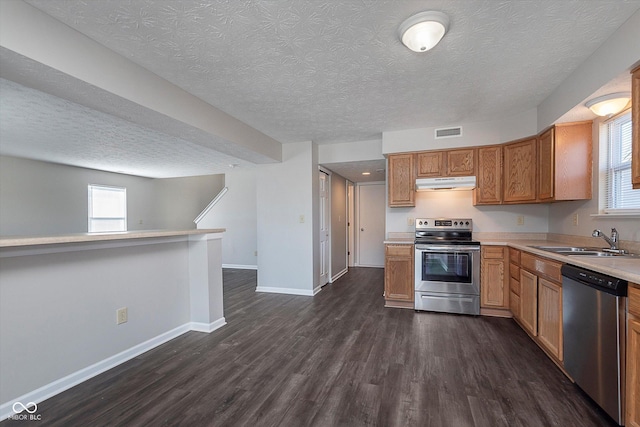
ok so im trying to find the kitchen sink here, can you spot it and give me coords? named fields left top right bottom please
left=531, top=246, right=637, bottom=257
left=530, top=246, right=601, bottom=252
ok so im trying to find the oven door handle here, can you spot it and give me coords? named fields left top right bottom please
left=415, top=245, right=480, bottom=252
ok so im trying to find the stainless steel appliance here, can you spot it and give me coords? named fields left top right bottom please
left=562, top=264, right=627, bottom=425
left=414, top=218, right=480, bottom=315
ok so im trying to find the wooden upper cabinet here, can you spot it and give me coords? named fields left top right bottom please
left=538, top=122, right=592, bottom=202
left=632, top=66, right=640, bottom=190
left=503, top=137, right=537, bottom=203
left=388, top=153, right=415, bottom=207
left=447, top=148, right=475, bottom=176
left=417, top=151, right=444, bottom=177
left=538, top=128, right=555, bottom=200
left=474, top=145, right=502, bottom=205
left=417, top=148, right=474, bottom=178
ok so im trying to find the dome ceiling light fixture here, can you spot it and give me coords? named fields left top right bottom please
left=398, top=11, right=450, bottom=53
left=585, top=92, right=631, bottom=117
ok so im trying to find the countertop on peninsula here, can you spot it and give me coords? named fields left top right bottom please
left=0, top=229, right=226, bottom=248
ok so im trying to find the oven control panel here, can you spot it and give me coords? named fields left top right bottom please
left=415, top=218, right=472, bottom=230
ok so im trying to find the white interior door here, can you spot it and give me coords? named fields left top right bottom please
left=319, top=170, right=330, bottom=286
left=357, top=183, right=385, bottom=267
left=348, top=182, right=355, bottom=267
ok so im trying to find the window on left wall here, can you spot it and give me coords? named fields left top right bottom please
left=88, top=185, right=127, bottom=232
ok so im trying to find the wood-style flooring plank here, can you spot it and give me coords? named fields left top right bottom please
left=1, top=267, right=618, bottom=427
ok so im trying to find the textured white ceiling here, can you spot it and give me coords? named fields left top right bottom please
left=321, top=159, right=386, bottom=183
left=25, top=0, right=640, bottom=144
left=0, top=78, right=255, bottom=178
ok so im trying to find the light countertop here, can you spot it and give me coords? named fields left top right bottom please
left=479, top=238, right=640, bottom=284
left=0, top=229, right=225, bottom=248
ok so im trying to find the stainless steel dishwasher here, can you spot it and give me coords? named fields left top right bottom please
left=562, top=264, right=627, bottom=425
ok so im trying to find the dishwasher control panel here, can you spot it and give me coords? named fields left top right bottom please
left=561, top=264, right=627, bottom=296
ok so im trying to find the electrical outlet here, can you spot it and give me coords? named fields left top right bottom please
left=572, top=213, right=579, bottom=226
left=517, top=215, right=525, bottom=226
left=138, top=219, right=143, bottom=225
left=407, top=217, right=414, bottom=226
left=299, top=215, right=305, bottom=223
left=254, top=250, right=258, bottom=256
left=117, top=307, right=128, bottom=325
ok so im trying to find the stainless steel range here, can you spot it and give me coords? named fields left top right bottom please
left=414, top=218, right=480, bottom=315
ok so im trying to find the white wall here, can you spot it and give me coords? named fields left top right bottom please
left=382, top=108, right=538, bottom=154
left=318, top=138, right=384, bottom=163
left=154, top=174, right=225, bottom=230
left=198, top=168, right=258, bottom=268
left=386, top=189, right=549, bottom=234
left=0, top=156, right=156, bottom=235
left=256, top=142, right=318, bottom=295
left=0, top=155, right=224, bottom=236
left=0, top=240, right=191, bottom=404
left=537, top=9, right=640, bottom=130
left=330, top=173, right=348, bottom=278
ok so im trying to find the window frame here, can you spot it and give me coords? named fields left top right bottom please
left=88, top=184, right=127, bottom=233
left=601, top=110, right=640, bottom=215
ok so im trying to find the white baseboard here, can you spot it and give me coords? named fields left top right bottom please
left=255, top=286, right=317, bottom=296
left=189, top=317, right=227, bottom=333
left=330, top=268, right=348, bottom=283
left=0, top=319, right=226, bottom=421
left=222, top=264, right=258, bottom=270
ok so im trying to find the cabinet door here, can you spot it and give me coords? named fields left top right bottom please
left=503, top=138, right=537, bottom=203
left=474, top=145, right=502, bottom=205
left=388, top=154, right=415, bottom=207
left=628, top=315, right=640, bottom=427
left=447, top=148, right=475, bottom=176
left=417, top=151, right=444, bottom=177
left=519, top=269, right=538, bottom=336
left=632, top=66, right=640, bottom=190
left=510, top=291, right=520, bottom=320
left=384, top=245, right=414, bottom=301
left=480, top=247, right=508, bottom=308
left=538, top=128, right=555, bottom=201
left=537, top=278, right=563, bottom=361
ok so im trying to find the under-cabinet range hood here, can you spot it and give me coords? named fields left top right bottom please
left=416, top=176, right=476, bottom=191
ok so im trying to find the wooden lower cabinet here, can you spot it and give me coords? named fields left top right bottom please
left=627, top=283, right=640, bottom=427
left=480, top=246, right=510, bottom=316
left=517, top=252, right=564, bottom=363
left=384, top=244, right=414, bottom=308
left=537, top=278, right=563, bottom=361
left=519, top=269, right=538, bottom=336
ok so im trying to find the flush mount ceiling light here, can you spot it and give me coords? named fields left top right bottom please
left=585, top=92, right=631, bottom=116
left=398, top=11, right=450, bottom=53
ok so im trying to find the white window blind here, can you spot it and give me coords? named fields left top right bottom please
left=88, top=185, right=127, bottom=232
left=604, top=111, right=640, bottom=213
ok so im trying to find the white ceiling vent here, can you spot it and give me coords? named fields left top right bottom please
left=435, top=126, right=463, bottom=139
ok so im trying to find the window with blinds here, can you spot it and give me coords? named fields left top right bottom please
left=604, top=111, right=640, bottom=213
left=88, top=185, right=127, bottom=232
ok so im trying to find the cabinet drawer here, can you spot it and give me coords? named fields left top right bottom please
left=386, top=244, right=413, bottom=257
left=482, top=246, right=505, bottom=259
left=521, top=252, right=562, bottom=283
left=510, top=277, right=520, bottom=295
left=509, top=263, right=520, bottom=280
left=630, top=283, right=640, bottom=317
left=509, top=248, right=520, bottom=264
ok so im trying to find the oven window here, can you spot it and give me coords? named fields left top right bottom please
left=421, top=252, right=471, bottom=283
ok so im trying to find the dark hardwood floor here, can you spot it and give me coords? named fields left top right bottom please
left=3, top=268, right=617, bottom=427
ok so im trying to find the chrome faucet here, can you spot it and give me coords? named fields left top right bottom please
left=592, top=228, right=619, bottom=250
